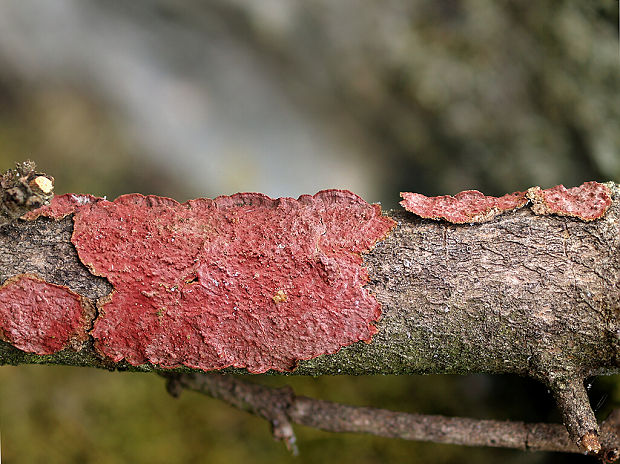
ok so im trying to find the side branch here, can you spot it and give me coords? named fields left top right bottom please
left=164, top=373, right=620, bottom=460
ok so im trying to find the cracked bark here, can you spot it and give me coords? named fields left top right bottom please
left=0, top=172, right=618, bottom=457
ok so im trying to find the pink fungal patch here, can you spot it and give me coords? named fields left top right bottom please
left=400, top=190, right=527, bottom=224
left=30, top=190, right=394, bottom=373
left=526, top=182, right=612, bottom=221
left=21, top=193, right=101, bottom=220
left=0, top=274, right=92, bottom=355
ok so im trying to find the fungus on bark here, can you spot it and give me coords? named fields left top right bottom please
left=399, top=190, right=528, bottom=223
left=527, top=181, right=612, bottom=221
left=400, top=181, right=612, bottom=224
left=0, top=274, right=93, bottom=354
left=25, top=190, right=395, bottom=373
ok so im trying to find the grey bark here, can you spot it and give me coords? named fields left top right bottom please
left=0, top=181, right=618, bottom=453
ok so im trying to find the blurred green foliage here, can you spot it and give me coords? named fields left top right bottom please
left=262, top=0, right=620, bottom=200
left=0, top=367, right=579, bottom=464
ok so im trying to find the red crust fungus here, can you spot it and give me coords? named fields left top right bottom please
left=26, top=190, right=394, bottom=373
left=21, top=193, right=101, bottom=220
left=399, top=190, right=528, bottom=224
left=526, top=182, right=612, bottom=221
left=0, top=274, right=92, bottom=354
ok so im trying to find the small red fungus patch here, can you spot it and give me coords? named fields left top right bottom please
left=30, top=190, right=394, bottom=373
left=400, top=190, right=527, bottom=223
left=21, top=193, right=102, bottom=220
left=527, top=182, right=612, bottom=221
left=0, top=274, right=92, bottom=354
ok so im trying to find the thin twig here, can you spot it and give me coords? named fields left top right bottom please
left=162, top=372, right=620, bottom=461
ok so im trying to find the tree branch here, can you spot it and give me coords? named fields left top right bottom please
left=163, top=372, right=620, bottom=460
left=0, top=163, right=618, bottom=457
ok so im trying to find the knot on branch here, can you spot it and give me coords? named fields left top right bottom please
left=1, top=161, right=54, bottom=222
left=162, top=373, right=299, bottom=455
left=599, top=410, right=620, bottom=462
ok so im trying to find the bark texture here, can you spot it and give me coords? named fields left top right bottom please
left=0, top=176, right=618, bottom=455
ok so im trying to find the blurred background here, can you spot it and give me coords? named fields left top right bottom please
left=0, top=1, right=618, bottom=462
